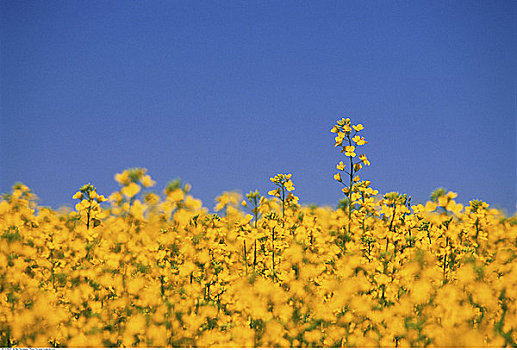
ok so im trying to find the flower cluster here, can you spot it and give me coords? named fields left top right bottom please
left=73, top=183, right=107, bottom=229
left=268, top=174, right=298, bottom=217
left=0, top=120, right=516, bottom=347
left=332, top=118, right=374, bottom=237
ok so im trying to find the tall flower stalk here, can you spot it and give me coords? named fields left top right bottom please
left=331, top=118, right=370, bottom=236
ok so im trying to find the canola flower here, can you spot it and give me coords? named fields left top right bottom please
left=1, top=121, right=517, bottom=348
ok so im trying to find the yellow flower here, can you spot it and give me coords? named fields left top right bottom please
left=352, top=135, right=367, bottom=145
left=334, top=173, right=342, bottom=182
left=425, top=201, right=437, bottom=211
left=305, top=329, right=322, bottom=343
left=287, top=193, right=299, bottom=204
left=109, top=191, right=123, bottom=203
left=114, top=171, right=130, bottom=185
left=72, top=191, right=83, bottom=200
left=141, top=174, right=156, bottom=187
left=334, top=132, right=346, bottom=147
left=268, top=189, right=280, bottom=197
left=121, top=182, right=141, bottom=198
left=125, top=313, right=147, bottom=336
left=344, top=146, right=356, bottom=157
left=337, top=161, right=345, bottom=170
left=447, top=191, right=458, bottom=199
left=75, top=199, right=90, bottom=211
left=352, top=124, right=364, bottom=132
left=167, top=188, right=184, bottom=202
left=357, top=137, right=367, bottom=145
left=285, top=180, right=295, bottom=191
left=359, top=154, right=370, bottom=166
left=438, top=196, right=448, bottom=207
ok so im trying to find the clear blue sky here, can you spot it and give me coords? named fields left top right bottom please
left=1, top=1, right=516, bottom=214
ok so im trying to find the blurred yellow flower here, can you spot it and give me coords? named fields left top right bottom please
left=121, top=182, right=141, bottom=198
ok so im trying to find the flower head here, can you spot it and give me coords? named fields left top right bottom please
left=359, top=154, right=370, bottom=166
left=352, top=124, right=364, bottom=132
left=344, top=146, right=356, bottom=157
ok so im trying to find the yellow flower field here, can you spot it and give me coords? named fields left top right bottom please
left=1, top=119, right=516, bottom=347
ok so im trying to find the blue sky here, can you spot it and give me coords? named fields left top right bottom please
left=1, top=1, right=516, bottom=214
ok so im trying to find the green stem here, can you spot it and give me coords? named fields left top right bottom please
left=389, top=205, right=397, bottom=232
left=281, top=186, right=285, bottom=218
left=346, top=134, right=354, bottom=236
left=253, top=240, right=257, bottom=270
left=86, top=204, right=91, bottom=229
